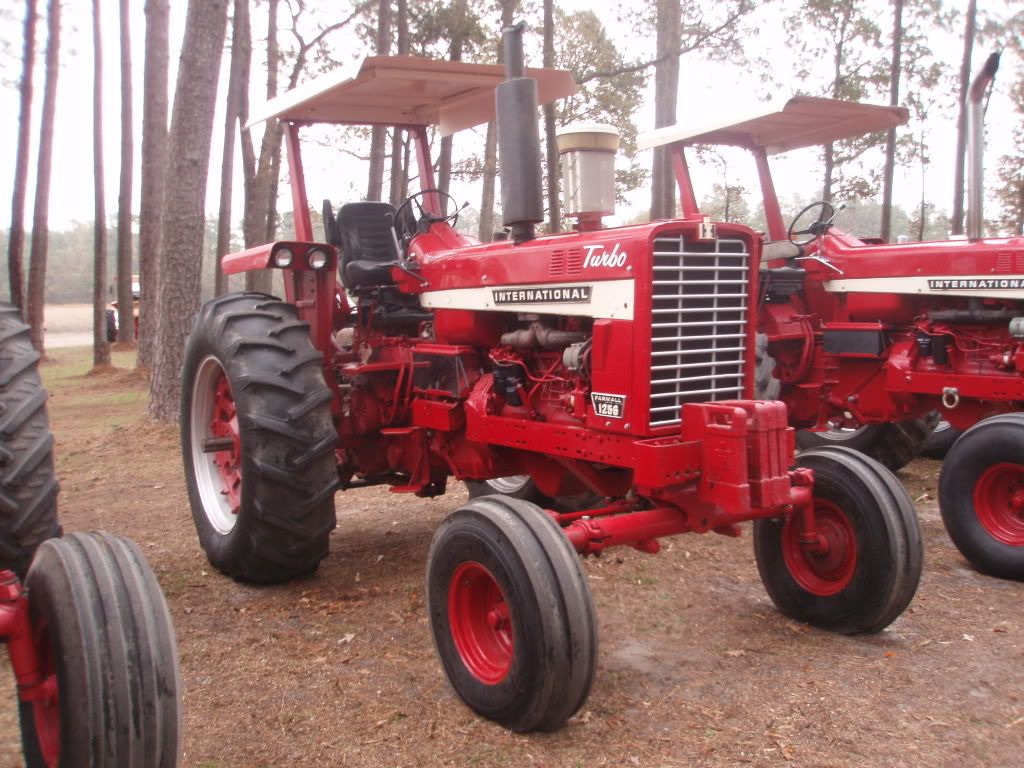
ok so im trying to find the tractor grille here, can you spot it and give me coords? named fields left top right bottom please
left=649, top=234, right=749, bottom=427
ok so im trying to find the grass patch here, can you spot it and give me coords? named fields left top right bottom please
left=42, top=347, right=138, bottom=387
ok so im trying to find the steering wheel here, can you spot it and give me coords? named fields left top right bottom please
left=787, top=201, right=836, bottom=247
left=395, top=189, right=460, bottom=238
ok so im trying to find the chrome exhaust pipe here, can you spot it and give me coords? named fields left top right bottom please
left=966, top=52, right=1000, bottom=241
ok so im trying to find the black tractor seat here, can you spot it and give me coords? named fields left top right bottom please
left=330, top=200, right=402, bottom=289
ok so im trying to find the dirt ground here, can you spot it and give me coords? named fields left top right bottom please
left=0, top=345, right=1022, bottom=767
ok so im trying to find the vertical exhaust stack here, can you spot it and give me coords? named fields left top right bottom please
left=496, top=22, right=544, bottom=244
left=966, top=51, right=1000, bottom=241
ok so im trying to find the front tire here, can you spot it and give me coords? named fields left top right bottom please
left=181, top=293, right=339, bottom=583
left=0, top=303, right=60, bottom=577
left=426, top=496, right=597, bottom=732
left=939, top=414, right=1024, bottom=579
left=754, top=446, right=922, bottom=634
left=18, top=532, right=181, bottom=767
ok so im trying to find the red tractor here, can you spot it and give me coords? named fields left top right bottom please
left=0, top=303, right=181, bottom=766
left=640, top=53, right=1024, bottom=579
left=181, top=24, right=922, bottom=732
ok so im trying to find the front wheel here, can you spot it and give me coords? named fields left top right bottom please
left=426, top=496, right=597, bottom=732
left=754, top=446, right=922, bottom=634
left=18, top=532, right=181, bottom=767
left=181, top=293, right=339, bottom=583
left=940, top=414, right=1024, bottom=579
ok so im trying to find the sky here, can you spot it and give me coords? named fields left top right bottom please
left=0, top=0, right=1019, bottom=240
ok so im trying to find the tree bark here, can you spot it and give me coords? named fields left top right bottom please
left=137, top=0, right=170, bottom=370
left=880, top=0, right=903, bottom=242
left=26, top=0, right=61, bottom=355
left=366, top=0, right=391, bottom=201
left=951, top=0, right=976, bottom=236
left=479, top=0, right=517, bottom=240
left=8, top=0, right=37, bottom=314
left=650, top=0, right=680, bottom=220
left=92, top=0, right=110, bottom=366
left=242, top=0, right=276, bottom=294
left=215, top=0, right=248, bottom=297
left=388, top=0, right=409, bottom=208
left=543, top=0, right=560, bottom=233
left=116, top=0, right=134, bottom=344
left=148, top=0, right=229, bottom=422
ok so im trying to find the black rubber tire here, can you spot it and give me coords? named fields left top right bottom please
left=465, top=477, right=602, bottom=514
left=181, top=292, right=339, bottom=583
left=939, top=413, right=1024, bottom=580
left=754, top=446, right=922, bottom=634
left=920, top=418, right=962, bottom=460
left=0, top=303, right=60, bottom=577
left=18, top=532, right=181, bottom=767
left=753, top=332, right=780, bottom=401
left=795, top=411, right=939, bottom=472
left=426, top=496, right=597, bottom=732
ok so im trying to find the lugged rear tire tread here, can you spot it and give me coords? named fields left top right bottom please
left=181, top=292, right=338, bottom=583
left=0, top=301, right=60, bottom=576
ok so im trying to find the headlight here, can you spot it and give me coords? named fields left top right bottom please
left=273, top=247, right=294, bottom=268
left=307, top=248, right=328, bottom=270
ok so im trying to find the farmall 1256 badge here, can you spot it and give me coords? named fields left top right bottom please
left=591, top=392, right=626, bottom=419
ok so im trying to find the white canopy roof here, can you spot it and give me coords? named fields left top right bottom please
left=637, top=96, right=909, bottom=155
left=247, top=55, right=577, bottom=137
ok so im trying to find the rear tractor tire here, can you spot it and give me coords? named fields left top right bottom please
left=754, top=446, right=922, bottom=634
left=464, top=476, right=600, bottom=513
left=181, top=292, right=339, bottom=583
left=19, top=532, right=181, bottom=767
left=939, top=414, right=1024, bottom=580
left=0, top=303, right=60, bottom=577
left=794, top=412, right=939, bottom=472
left=426, top=496, right=597, bottom=732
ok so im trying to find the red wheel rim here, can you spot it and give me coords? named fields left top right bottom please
left=210, top=371, right=241, bottom=514
left=782, top=499, right=858, bottom=596
left=974, top=462, right=1024, bottom=546
left=31, top=620, right=60, bottom=766
left=447, top=562, right=514, bottom=684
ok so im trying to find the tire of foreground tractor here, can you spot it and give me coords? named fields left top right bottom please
left=426, top=495, right=597, bottom=732
left=181, top=292, right=339, bottom=583
left=0, top=303, right=60, bottom=577
left=795, top=411, right=940, bottom=472
left=464, top=476, right=600, bottom=513
left=753, top=446, right=922, bottom=634
left=939, top=413, right=1024, bottom=580
left=19, top=532, right=181, bottom=768
left=920, top=418, right=962, bottom=460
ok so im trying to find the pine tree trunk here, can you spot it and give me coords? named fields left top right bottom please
left=147, top=0, right=229, bottom=421
left=92, top=0, right=110, bottom=367
left=823, top=143, right=834, bottom=203
left=8, top=0, right=37, bottom=314
left=880, top=0, right=903, bottom=243
left=243, top=0, right=276, bottom=294
left=366, top=0, right=391, bottom=201
left=388, top=0, right=409, bottom=208
left=478, top=121, right=497, bottom=241
left=479, top=0, right=517, bottom=239
left=137, top=0, right=169, bottom=370
left=215, top=0, right=247, bottom=297
left=543, top=0, right=560, bottom=233
left=650, top=0, right=680, bottom=220
left=26, top=0, right=61, bottom=355
left=116, top=0, right=134, bottom=345
left=951, top=0, right=976, bottom=236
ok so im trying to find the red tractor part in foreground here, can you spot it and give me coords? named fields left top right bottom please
left=181, top=24, right=921, bottom=732
left=0, top=302, right=181, bottom=766
left=641, top=52, right=1024, bottom=579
